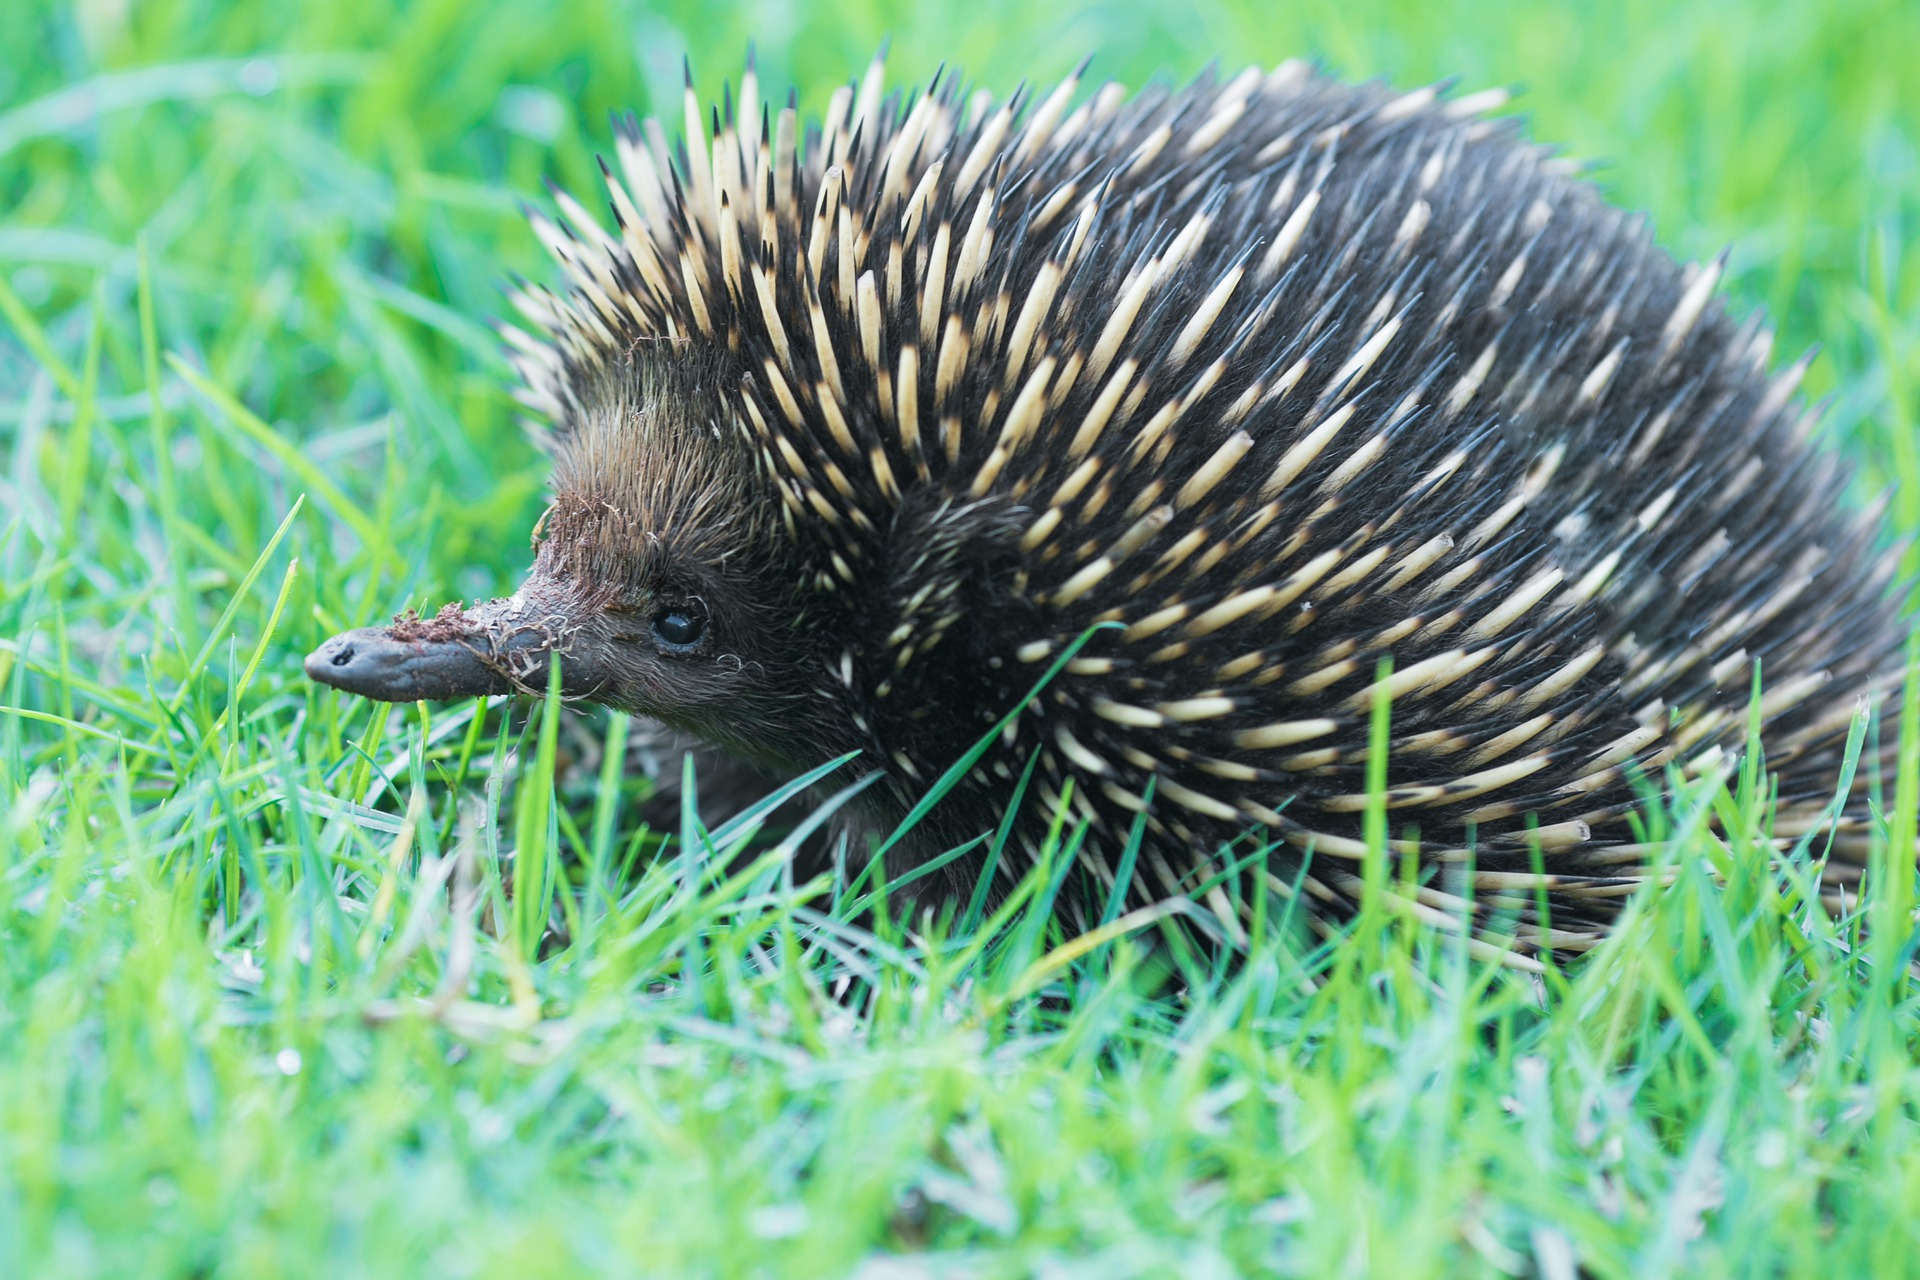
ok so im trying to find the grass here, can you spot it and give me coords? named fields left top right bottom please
left=3, top=0, right=1920, bottom=1273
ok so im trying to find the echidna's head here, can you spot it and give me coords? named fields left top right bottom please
left=305, top=345, right=850, bottom=769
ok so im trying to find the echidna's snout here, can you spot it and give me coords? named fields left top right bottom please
left=304, top=624, right=515, bottom=702
left=304, top=595, right=611, bottom=703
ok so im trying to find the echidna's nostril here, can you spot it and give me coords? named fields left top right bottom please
left=330, top=644, right=355, bottom=667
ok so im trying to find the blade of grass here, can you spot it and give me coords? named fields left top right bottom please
left=166, top=496, right=304, bottom=714
left=168, top=357, right=397, bottom=567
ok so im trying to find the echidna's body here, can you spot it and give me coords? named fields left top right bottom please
left=309, top=54, right=1909, bottom=954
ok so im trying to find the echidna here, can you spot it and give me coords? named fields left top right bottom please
left=306, top=52, right=1910, bottom=955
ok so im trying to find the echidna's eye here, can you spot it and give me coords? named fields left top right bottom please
left=652, top=607, right=704, bottom=651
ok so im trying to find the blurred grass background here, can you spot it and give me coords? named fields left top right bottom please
left=2, top=0, right=1918, bottom=1275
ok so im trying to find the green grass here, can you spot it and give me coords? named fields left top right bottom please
left=4, top=0, right=1920, bottom=1273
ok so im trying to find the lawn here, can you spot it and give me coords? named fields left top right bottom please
left=3, top=0, right=1919, bottom=1274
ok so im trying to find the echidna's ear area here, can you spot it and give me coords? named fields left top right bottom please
left=536, top=341, right=775, bottom=589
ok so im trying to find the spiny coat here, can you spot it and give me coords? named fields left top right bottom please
left=478, top=53, right=1906, bottom=957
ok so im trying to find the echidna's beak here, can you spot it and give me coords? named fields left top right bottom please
left=304, top=624, right=516, bottom=702
left=307, top=591, right=620, bottom=703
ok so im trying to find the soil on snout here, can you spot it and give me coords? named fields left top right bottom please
left=389, top=601, right=475, bottom=643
